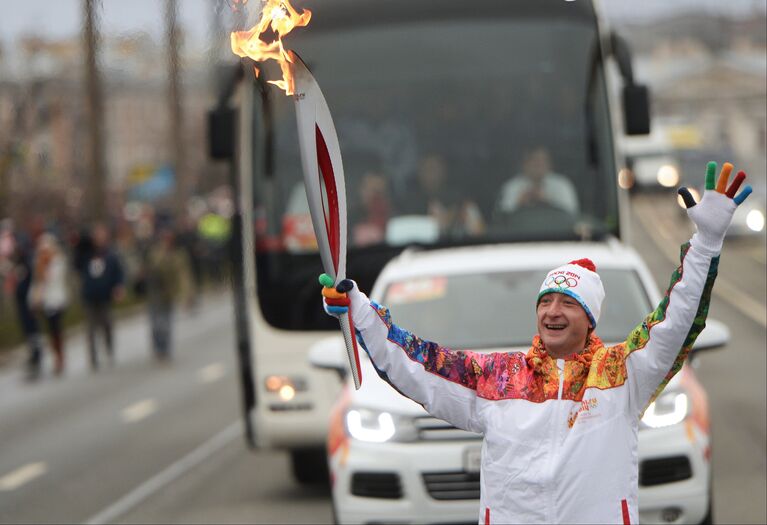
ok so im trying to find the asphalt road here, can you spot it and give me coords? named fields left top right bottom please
left=0, top=194, right=764, bottom=525
left=0, top=291, right=334, bottom=525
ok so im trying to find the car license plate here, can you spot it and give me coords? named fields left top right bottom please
left=463, top=446, right=482, bottom=473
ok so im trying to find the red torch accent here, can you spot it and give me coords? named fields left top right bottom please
left=621, top=499, right=630, bottom=524
left=315, top=124, right=340, bottom=273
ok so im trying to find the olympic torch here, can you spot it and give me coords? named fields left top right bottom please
left=230, top=1, right=362, bottom=389
left=288, top=52, right=363, bottom=389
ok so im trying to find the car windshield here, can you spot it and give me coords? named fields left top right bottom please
left=254, top=13, right=618, bottom=252
left=382, top=268, right=651, bottom=349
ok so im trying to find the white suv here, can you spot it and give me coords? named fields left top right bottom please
left=311, top=240, right=729, bottom=525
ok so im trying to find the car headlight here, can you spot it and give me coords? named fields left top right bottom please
left=345, top=408, right=417, bottom=443
left=746, top=209, right=765, bottom=232
left=642, top=390, right=689, bottom=429
left=657, top=165, right=679, bottom=187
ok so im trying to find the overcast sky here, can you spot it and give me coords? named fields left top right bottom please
left=0, top=0, right=765, bottom=50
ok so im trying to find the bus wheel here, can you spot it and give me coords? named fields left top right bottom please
left=291, top=448, right=330, bottom=485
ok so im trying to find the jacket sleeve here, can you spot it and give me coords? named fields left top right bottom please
left=349, top=286, right=487, bottom=434
left=624, top=240, right=719, bottom=418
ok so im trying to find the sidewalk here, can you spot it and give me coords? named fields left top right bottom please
left=0, top=289, right=232, bottom=375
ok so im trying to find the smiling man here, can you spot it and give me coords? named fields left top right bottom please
left=536, top=257, right=602, bottom=359
left=321, top=162, right=751, bottom=524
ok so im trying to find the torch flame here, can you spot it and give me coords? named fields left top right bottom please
left=230, top=0, right=311, bottom=95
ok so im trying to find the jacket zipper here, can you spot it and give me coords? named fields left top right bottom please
left=546, top=359, right=566, bottom=523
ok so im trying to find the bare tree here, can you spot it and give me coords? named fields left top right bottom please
left=166, top=0, right=187, bottom=218
left=83, top=0, right=107, bottom=223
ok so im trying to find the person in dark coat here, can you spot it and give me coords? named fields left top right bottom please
left=10, top=231, right=44, bottom=380
left=75, top=223, right=125, bottom=369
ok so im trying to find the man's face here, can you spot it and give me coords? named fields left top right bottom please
left=536, top=292, right=591, bottom=356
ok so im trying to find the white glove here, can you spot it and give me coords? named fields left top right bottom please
left=678, top=161, right=752, bottom=254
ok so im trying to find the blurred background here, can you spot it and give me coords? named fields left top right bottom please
left=0, top=1, right=764, bottom=524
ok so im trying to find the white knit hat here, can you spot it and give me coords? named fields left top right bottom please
left=537, top=259, right=605, bottom=327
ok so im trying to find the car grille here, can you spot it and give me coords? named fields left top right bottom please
left=351, top=472, right=403, bottom=499
left=413, top=416, right=483, bottom=441
left=422, top=471, right=481, bottom=500
left=640, top=455, right=693, bottom=486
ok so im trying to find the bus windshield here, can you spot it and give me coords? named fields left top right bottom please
left=251, top=8, right=619, bottom=330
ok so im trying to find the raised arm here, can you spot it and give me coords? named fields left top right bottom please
left=624, top=162, right=751, bottom=417
left=321, top=275, right=487, bottom=434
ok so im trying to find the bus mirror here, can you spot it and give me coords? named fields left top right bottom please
left=308, top=336, right=348, bottom=381
left=208, top=106, right=236, bottom=160
left=623, top=84, right=651, bottom=136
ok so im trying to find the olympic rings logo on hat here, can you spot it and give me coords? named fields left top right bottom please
left=545, top=275, right=578, bottom=289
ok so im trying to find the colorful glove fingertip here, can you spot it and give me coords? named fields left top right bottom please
left=326, top=305, right=348, bottom=315
left=678, top=187, right=697, bottom=209
left=733, top=185, right=752, bottom=205
left=320, top=273, right=349, bottom=315
left=715, top=162, right=733, bottom=194
left=716, top=164, right=751, bottom=205
left=725, top=171, right=746, bottom=198
left=705, top=161, right=717, bottom=190
left=699, top=161, right=751, bottom=205
left=319, top=273, right=334, bottom=288
left=336, top=279, right=354, bottom=293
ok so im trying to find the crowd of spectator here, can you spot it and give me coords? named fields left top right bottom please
left=0, top=205, right=232, bottom=381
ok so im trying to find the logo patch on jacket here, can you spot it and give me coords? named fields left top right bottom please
left=568, top=397, right=599, bottom=428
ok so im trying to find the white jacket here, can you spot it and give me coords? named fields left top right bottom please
left=347, top=238, right=719, bottom=525
left=31, top=253, right=69, bottom=313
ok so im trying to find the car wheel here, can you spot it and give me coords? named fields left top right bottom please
left=290, top=448, right=330, bottom=485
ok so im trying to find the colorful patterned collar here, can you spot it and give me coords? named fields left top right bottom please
left=526, top=334, right=603, bottom=373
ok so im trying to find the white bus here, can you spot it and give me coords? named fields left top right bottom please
left=208, top=0, right=650, bottom=484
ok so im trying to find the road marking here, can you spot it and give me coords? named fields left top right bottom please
left=83, top=421, right=241, bottom=525
left=198, top=362, right=226, bottom=384
left=0, top=462, right=47, bottom=491
left=635, top=201, right=767, bottom=328
left=121, top=399, right=158, bottom=423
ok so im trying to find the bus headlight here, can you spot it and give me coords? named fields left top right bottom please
left=642, top=391, right=689, bottom=428
left=657, top=165, right=680, bottom=188
left=264, top=375, right=308, bottom=401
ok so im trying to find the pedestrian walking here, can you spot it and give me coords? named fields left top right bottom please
left=9, top=231, right=44, bottom=380
left=144, top=226, right=192, bottom=361
left=29, top=233, right=69, bottom=375
left=321, top=162, right=752, bottom=524
left=75, top=223, right=125, bottom=370
left=175, top=214, right=204, bottom=310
